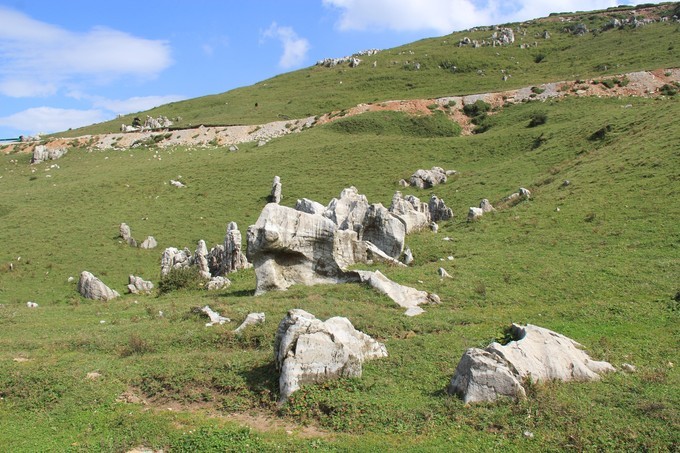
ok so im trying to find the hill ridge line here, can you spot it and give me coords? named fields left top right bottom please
left=3, top=67, right=678, bottom=155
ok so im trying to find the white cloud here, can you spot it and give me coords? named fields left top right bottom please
left=0, top=107, right=108, bottom=134
left=0, top=6, right=173, bottom=97
left=262, top=22, right=310, bottom=69
left=322, top=0, right=635, bottom=34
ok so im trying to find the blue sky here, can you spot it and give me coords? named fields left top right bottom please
left=0, top=0, right=636, bottom=138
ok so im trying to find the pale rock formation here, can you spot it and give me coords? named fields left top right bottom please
left=519, top=187, right=531, bottom=199
left=402, top=247, right=414, bottom=265
left=362, top=203, right=406, bottom=258
left=270, top=176, right=282, bottom=203
left=479, top=199, right=495, bottom=213
left=467, top=207, right=484, bottom=221
left=430, top=222, right=439, bottom=233
left=77, top=271, right=120, bottom=301
left=234, top=312, right=266, bottom=334
left=31, top=145, right=67, bottom=164
left=438, top=268, right=452, bottom=278
left=389, top=191, right=430, bottom=233
left=127, top=275, right=154, bottom=294
left=447, top=324, right=615, bottom=404
left=170, top=179, right=185, bottom=188
left=410, top=167, right=448, bottom=189
left=428, top=195, right=453, bottom=222
left=274, top=309, right=387, bottom=401
left=119, top=223, right=137, bottom=247
left=194, top=240, right=211, bottom=279
left=223, top=221, right=250, bottom=274
left=26, top=301, right=39, bottom=308
left=398, top=179, right=409, bottom=187
left=206, top=276, right=231, bottom=291
left=201, top=305, right=230, bottom=326
left=160, top=247, right=192, bottom=277
left=140, top=236, right=158, bottom=249
left=295, top=198, right=326, bottom=216
left=324, top=186, right=370, bottom=231
left=356, top=270, right=438, bottom=314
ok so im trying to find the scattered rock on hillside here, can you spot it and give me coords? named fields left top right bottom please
left=479, top=199, right=495, bottom=213
left=195, top=240, right=211, bottom=279
left=119, top=223, right=137, bottom=247
left=389, top=191, right=430, bottom=233
left=467, top=207, right=484, bottom=221
left=200, top=305, right=230, bottom=326
left=269, top=176, right=282, bottom=203
left=438, top=268, right=452, bottom=278
left=274, top=309, right=387, bottom=401
left=429, top=195, right=454, bottom=222
left=234, top=312, right=265, bottom=334
left=356, top=270, right=439, bottom=315
left=160, top=247, right=192, bottom=276
left=223, top=221, right=250, bottom=274
left=77, top=271, right=120, bottom=301
left=139, top=236, right=157, bottom=249
left=447, top=324, right=615, bottom=404
left=31, top=145, right=67, bottom=164
left=26, top=301, right=39, bottom=308
left=409, top=167, right=448, bottom=189
left=170, top=179, right=185, bottom=188
left=127, top=275, right=154, bottom=294
left=206, top=276, right=231, bottom=290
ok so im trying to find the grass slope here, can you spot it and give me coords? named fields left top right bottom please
left=1, top=90, right=678, bottom=450
left=58, top=3, right=680, bottom=137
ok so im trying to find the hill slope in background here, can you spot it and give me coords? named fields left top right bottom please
left=0, top=3, right=678, bottom=452
left=49, top=2, right=680, bottom=138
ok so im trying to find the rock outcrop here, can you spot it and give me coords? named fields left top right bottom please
left=295, top=198, right=326, bottom=215
left=467, top=207, right=484, bottom=221
left=356, top=270, right=438, bottom=316
left=389, top=192, right=430, bottom=233
left=270, top=176, right=282, bottom=203
left=409, top=167, right=448, bottom=189
left=274, top=309, right=387, bottom=401
left=127, top=275, right=154, bottom=294
left=201, top=305, right=230, bottom=326
left=140, top=236, right=158, bottom=249
left=119, top=223, right=137, bottom=247
left=479, top=199, right=495, bottom=213
left=428, top=195, right=453, bottom=222
left=31, top=145, right=67, bottom=164
left=447, top=324, right=615, bottom=404
left=77, top=271, right=120, bottom=301
left=223, top=222, right=250, bottom=274
left=234, top=312, right=266, bottom=334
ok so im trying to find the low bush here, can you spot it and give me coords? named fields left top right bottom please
left=158, top=266, right=203, bottom=294
left=528, top=111, right=548, bottom=127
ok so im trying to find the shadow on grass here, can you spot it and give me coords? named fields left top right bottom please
left=239, top=361, right=280, bottom=396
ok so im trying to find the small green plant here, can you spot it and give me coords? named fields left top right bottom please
left=534, top=53, right=546, bottom=64
left=589, top=124, right=612, bottom=141
left=600, top=79, right=615, bottom=89
left=528, top=111, right=548, bottom=127
left=659, top=83, right=678, bottom=96
left=463, top=100, right=491, bottom=117
left=158, top=267, right=203, bottom=294
left=531, top=86, right=545, bottom=95
left=427, top=103, right=439, bottom=111
left=119, top=333, right=154, bottom=357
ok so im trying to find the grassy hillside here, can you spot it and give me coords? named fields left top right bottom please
left=1, top=85, right=678, bottom=451
left=57, top=3, right=680, bottom=137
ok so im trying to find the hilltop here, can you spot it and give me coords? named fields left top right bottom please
left=0, top=3, right=678, bottom=452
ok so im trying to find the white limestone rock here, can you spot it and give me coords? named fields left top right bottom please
left=234, top=312, right=265, bottom=334
left=356, top=270, right=437, bottom=315
left=77, top=271, right=120, bottom=301
left=467, top=207, right=484, bottom=221
left=448, top=324, right=615, bottom=404
left=195, top=240, right=211, bottom=279
left=223, top=221, right=250, bottom=273
left=389, top=191, right=430, bottom=233
left=409, top=167, right=448, bottom=189
left=201, top=305, right=230, bottom=326
left=160, top=247, right=191, bottom=276
left=274, top=309, right=387, bottom=401
left=140, top=236, right=158, bottom=249
left=270, top=176, right=282, bottom=203
left=295, top=198, right=326, bottom=215
left=31, top=145, right=67, bottom=164
left=127, top=275, right=154, bottom=294
left=479, top=199, right=496, bottom=213
left=429, top=195, right=453, bottom=222
left=206, top=276, right=231, bottom=291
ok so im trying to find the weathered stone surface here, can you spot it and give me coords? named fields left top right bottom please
left=438, top=268, right=452, bottom=278
left=274, top=309, right=387, bottom=401
left=403, top=247, right=414, bottom=265
left=430, top=222, right=439, bottom=233
left=467, top=207, right=484, bottom=221
left=206, top=276, right=231, bottom=290
left=119, top=223, right=137, bottom=247
left=170, top=179, right=185, bottom=188
left=26, top=301, right=39, bottom=308
left=247, top=204, right=353, bottom=295
left=519, top=187, right=531, bottom=199
left=201, top=305, right=230, bottom=326
left=356, top=270, right=437, bottom=313
left=295, top=198, right=326, bottom=215
left=448, top=324, right=615, bottom=404
left=31, top=145, right=67, bottom=164
left=270, top=176, right=282, bottom=203
left=223, top=221, right=250, bottom=274
left=479, top=199, right=495, bottom=213
left=127, top=275, right=154, bottom=294
left=234, top=312, right=265, bottom=334
left=429, top=195, right=453, bottom=222
left=324, top=186, right=370, bottom=231
left=77, top=271, right=120, bottom=301
left=140, top=236, right=157, bottom=249
left=389, top=191, right=430, bottom=233
left=448, top=348, right=526, bottom=404
left=362, top=203, right=405, bottom=259
left=195, top=240, right=211, bottom=279
left=160, top=247, right=191, bottom=276
left=410, top=167, right=448, bottom=189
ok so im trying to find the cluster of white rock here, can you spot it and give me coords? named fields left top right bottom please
left=120, top=115, right=173, bottom=133
left=119, top=223, right=157, bottom=249
left=401, top=166, right=456, bottom=189
left=447, top=324, right=615, bottom=403
left=246, top=186, right=446, bottom=315
left=31, top=145, right=67, bottom=164
left=458, top=27, right=515, bottom=48
left=160, top=221, right=251, bottom=289
left=316, top=49, right=380, bottom=68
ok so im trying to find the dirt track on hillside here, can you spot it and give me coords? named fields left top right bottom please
left=2, top=68, right=678, bottom=156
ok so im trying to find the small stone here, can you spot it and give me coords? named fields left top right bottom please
left=523, top=430, right=534, bottom=439
left=621, top=363, right=636, bottom=373
left=86, top=372, right=102, bottom=380
left=26, top=301, right=39, bottom=308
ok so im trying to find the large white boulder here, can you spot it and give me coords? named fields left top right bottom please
left=274, top=309, right=387, bottom=401
left=447, top=324, right=615, bottom=404
left=77, top=271, right=120, bottom=301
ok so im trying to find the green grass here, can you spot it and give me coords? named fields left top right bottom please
left=1, top=91, right=678, bottom=451
left=55, top=5, right=680, bottom=137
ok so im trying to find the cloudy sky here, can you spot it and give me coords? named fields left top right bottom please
left=0, top=0, right=637, bottom=137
